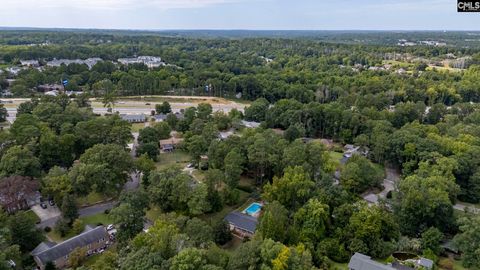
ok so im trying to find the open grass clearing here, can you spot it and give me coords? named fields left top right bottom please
left=80, top=213, right=114, bottom=226
left=76, top=192, right=111, bottom=207
left=156, top=150, right=191, bottom=170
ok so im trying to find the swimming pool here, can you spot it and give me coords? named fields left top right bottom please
left=244, top=203, right=262, bottom=216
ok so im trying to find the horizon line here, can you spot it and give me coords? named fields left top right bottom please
left=1, top=26, right=479, bottom=32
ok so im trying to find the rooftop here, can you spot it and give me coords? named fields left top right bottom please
left=348, top=253, right=395, bottom=270
left=224, top=211, right=258, bottom=234
left=32, top=226, right=108, bottom=265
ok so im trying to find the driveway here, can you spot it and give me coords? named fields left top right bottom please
left=31, top=204, right=61, bottom=221
left=36, top=201, right=118, bottom=229
left=362, top=165, right=400, bottom=205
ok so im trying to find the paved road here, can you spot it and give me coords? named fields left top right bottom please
left=454, top=203, right=480, bottom=214
left=4, top=96, right=247, bottom=123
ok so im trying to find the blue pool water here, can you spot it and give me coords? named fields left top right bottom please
left=244, top=203, right=262, bottom=215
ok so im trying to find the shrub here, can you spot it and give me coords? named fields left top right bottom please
left=44, top=226, right=51, bottom=233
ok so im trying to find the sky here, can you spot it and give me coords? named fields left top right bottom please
left=0, top=0, right=480, bottom=30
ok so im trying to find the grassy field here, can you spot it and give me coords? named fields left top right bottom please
left=329, top=261, right=348, bottom=270
left=329, top=151, right=344, bottom=162
left=146, top=205, right=164, bottom=222
left=76, top=192, right=111, bottom=207
left=25, top=210, right=41, bottom=224
left=156, top=150, right=191, bottom=169
left=131, top=122, right=146, bottom=132
left=80, top=213, right=114, bottom=226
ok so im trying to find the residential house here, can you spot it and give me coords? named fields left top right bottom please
left=37, top=84, right=63, bottom=93
left=153, top=114, right=167, bottom=122
left=241, top=120, right=261, bottom=129
left=348, top=253, right=395, bottom=270
left=32, top=226, right=109, bottom=270
left=160, top=137, right=184, bottom=152
left=20, top=60, right=40, bottom=67
left=120, top=114, right=146, bottom=123
left=224, top=212, right=258, bottom=238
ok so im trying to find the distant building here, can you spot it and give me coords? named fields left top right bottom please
left=32, top=226, right=109, bottom=270
left=46, top=58, right=102, bottom=69
left=120, top=114, right=146, bottom=123
left=37, top=84, right=63, bottom=93
left=348, top=253, right=395, bottom=270
left=20, top=60, right=39, bottom=67
left=241, top=120, right=261, bottom=129
left=117, top=56, right=164, bottom=68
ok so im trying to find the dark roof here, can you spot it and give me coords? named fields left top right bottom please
left=120, top=114, right=146, bottom=121
left=418, top=258, right=433, bottom=269
left=224, top=212, right=258, bottom=233
left=348, top=253, right=395, bottom=270
left=31, top=241, right=56, bottom=256
left=154, top=114, right=167, bottom=120
left=33, top=226, right=108, bottom=265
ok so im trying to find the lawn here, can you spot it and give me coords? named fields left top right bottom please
left=131, top=122, right=146, bottom=132
left=80, top=213, right=114, bottom=226
left=76, top=192, right=111, bottom=207
left=156, top=151, right=191, bottom=170
left=329, top=261, right=348, bottom=270
left=146, top=205, right=164, bottom=222
left=25, top=210, right=41, bottom=224
left=329, top=151, right=344, bottom=162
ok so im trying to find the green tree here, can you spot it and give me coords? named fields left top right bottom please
left=421, top=227, right=443, bottom=255
left=155, top=101, right=172, bottom=114
left=244, top=98, right=269, bottom=121
left=72, top=219, right=85, bottom=235
left=340, top=155, right=384, bottom=194
left=171, top=248, right=207, bottom=270
left=258, top=201, right=289, bottom=242
left=263, top=166, right=314, bottom=210
left=72, top=144, right=133, bottom=196
left=68, top=247, right=87, bottom=269
left=61, top=194, right=79, bottom=222
left=8, top=211, right=44, bottom=252
left=153, top=121, right=172, bottom=140
left=224, top=148, right=244, bottom=189
left=0, top=104, right=8, bottom=122
left=0, top=146, right=41, bottom=177
left=197, top=103, right=213, bottom=120
left=454, top=215, right=480, bottom=268
left=293, top=198, right=329, bottom=244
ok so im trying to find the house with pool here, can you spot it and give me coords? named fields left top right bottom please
left=224, top=202, right=263, bottom=238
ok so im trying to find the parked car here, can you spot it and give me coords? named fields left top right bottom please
left=40, top=202, right=47, bottom=209
left=49, top=200, right=55, bottom=206
left=145, top=103, right=151, bottom=105
left=106, top=224, right=115, bottom=231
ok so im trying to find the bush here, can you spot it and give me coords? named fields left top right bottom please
left=44, top=226, right=51, bottom=233
left=438, top=258, right=454, bottom=270
left=55, top=218, right=70, bottom=237
left=104, top=209, right=110, bottom=214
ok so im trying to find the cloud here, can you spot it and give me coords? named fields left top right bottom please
left=1, top=0, right=247, bottom=10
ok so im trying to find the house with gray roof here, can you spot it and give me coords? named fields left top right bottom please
left=224, top=211, right=258, bottom=238
left=32, top=226, right=109, bottom=270
left=348, top=253, right=395, bottom=270
left=120, top=114, right=146, bottom=123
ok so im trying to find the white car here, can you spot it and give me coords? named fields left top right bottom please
left=106, top=224, right=114, bottom=231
